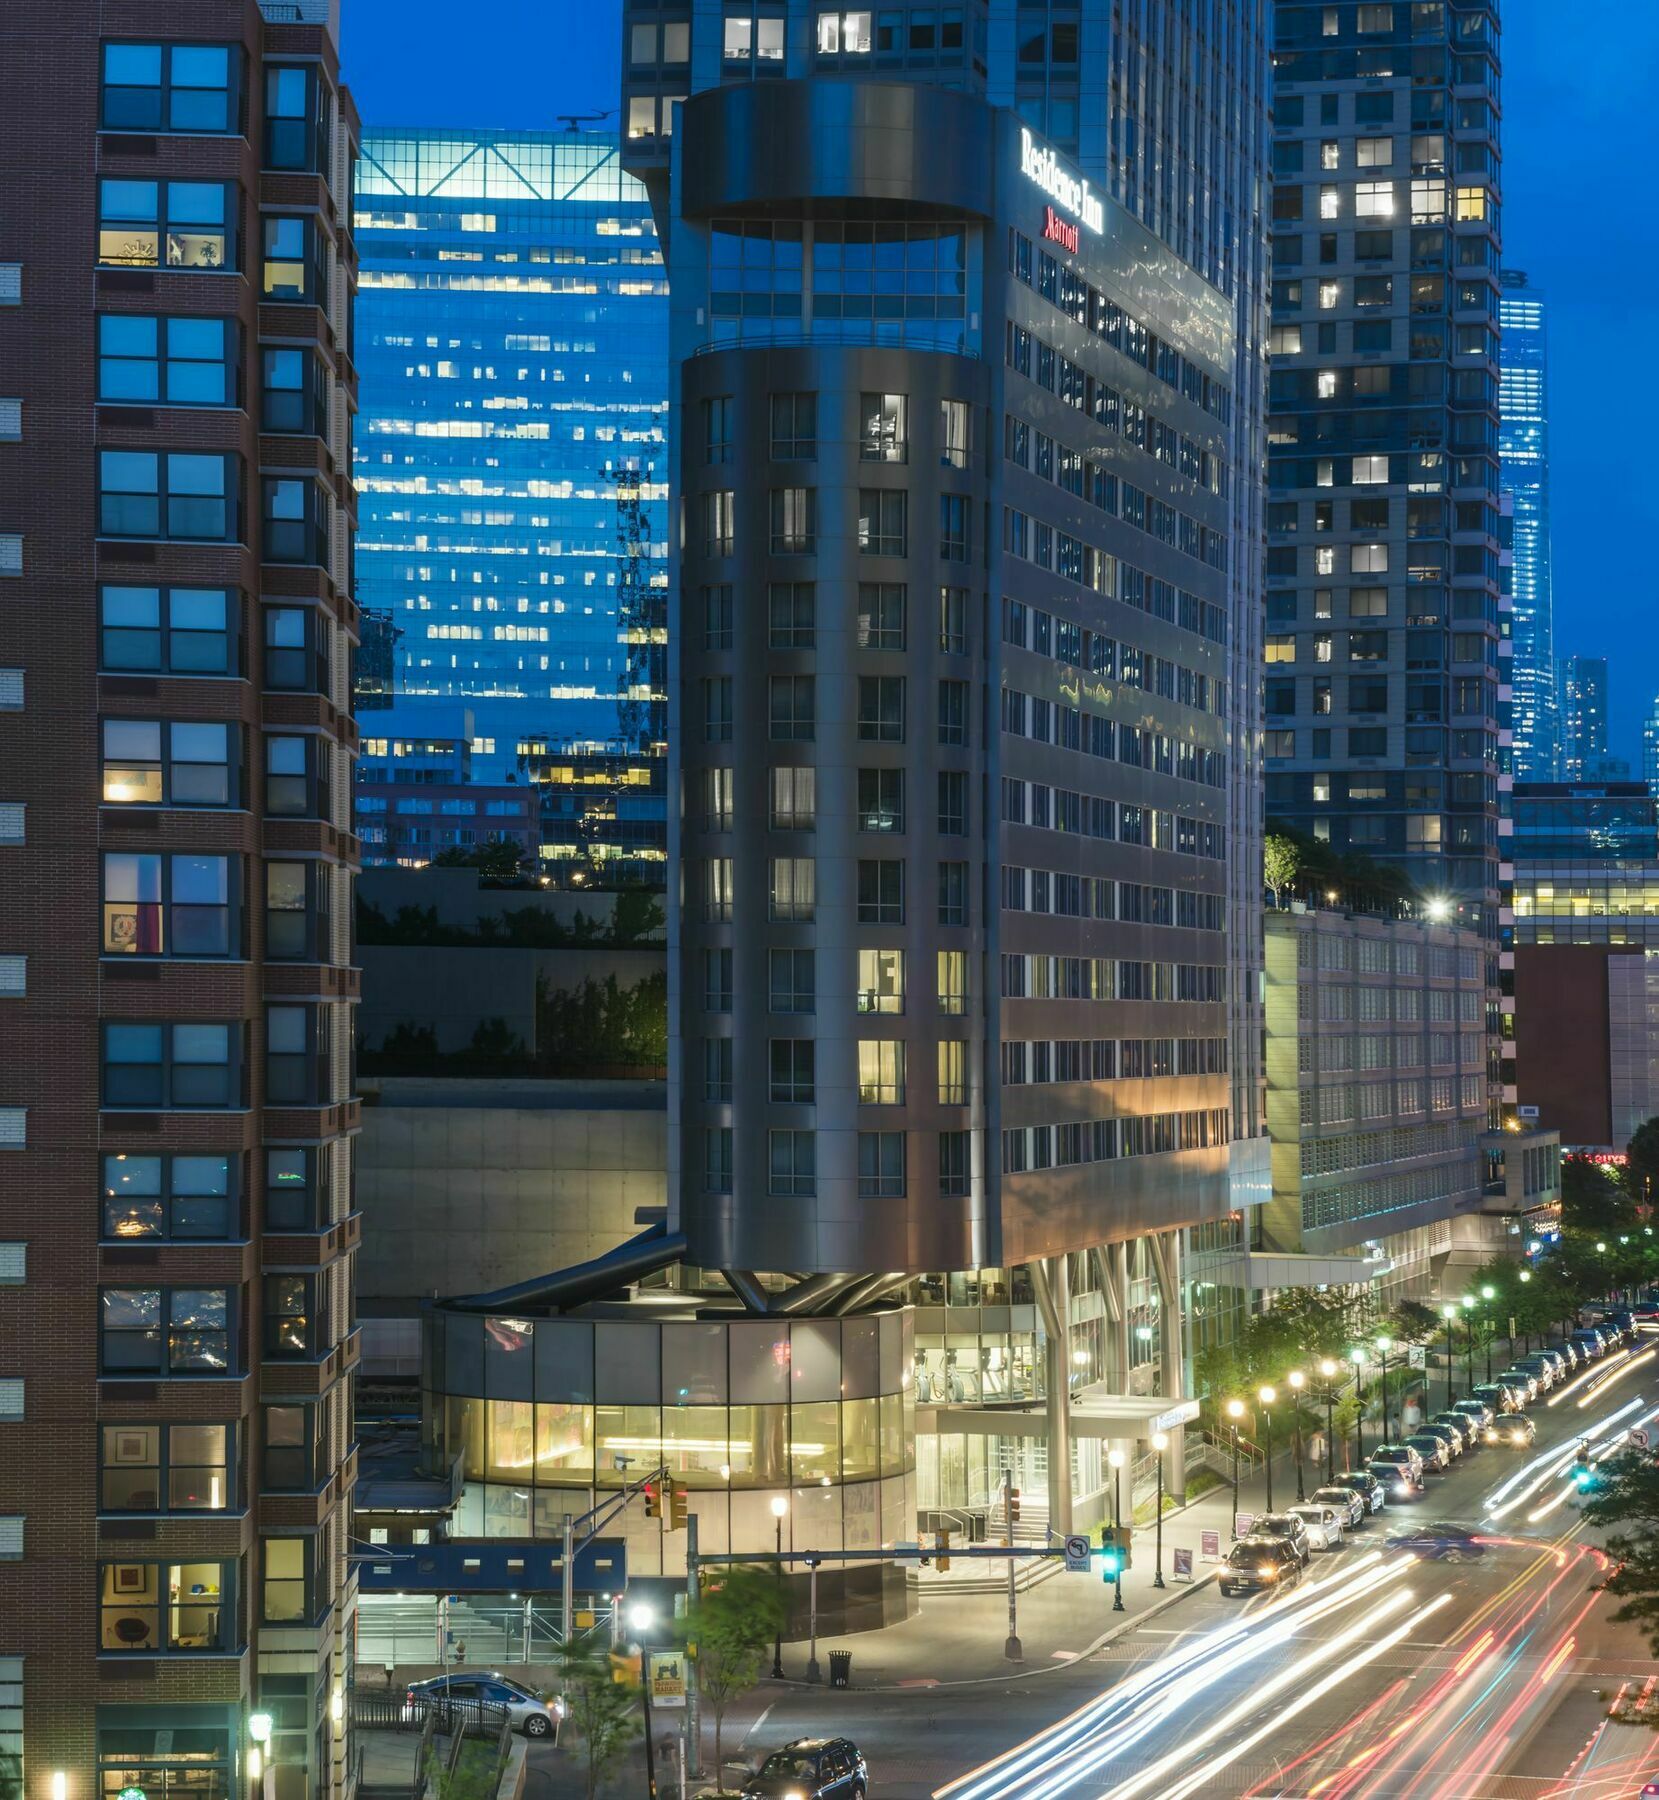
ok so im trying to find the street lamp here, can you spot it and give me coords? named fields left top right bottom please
left=769, top=1496, right=788, bottom=1679
left=1151, top=1431, right=1169, bottom=1589
left=1460, top=1295, right=1476, bottom=1389
left=1481, top=1284, right=1497, bottom=1381
left=1318, top=1359, right=1339, bottom=1482
left=1258, top=1385, right=1277, bottom=1512
left=1288, top=1370, right=1307, bottom=1500
left=1441, top=1304, right=1458, bottom=1411
left=1374, top=1337, right=1393, bottom=1442
left=1107, top=1447, right=1126, bottom=1612
left=1349, top=1346, right=1367, bottom=1465
left=1226, top=1398, right=1245, bottom=1532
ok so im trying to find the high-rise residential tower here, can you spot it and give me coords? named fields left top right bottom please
left=1498, top=269, right=1557, bottom=781
left=619, top=3, right=1269, bottom=1331
left=1559, top=654, right=1609, bottom=783
left=0, top=5, right=361, bottom=1796
left=1264, top=0, right=1503, bottom=936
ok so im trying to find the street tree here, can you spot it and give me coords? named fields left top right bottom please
left=1559, top=1153, right=1639, bottom=1236
left=1578, top=1450, right=1659, bottom=1656
left=1264, top=833, right=1300, bottom=907
left=554, top=1636, right=642, bottom=1800
left=679, top=1564, right=789, bottom=1787
left=1625, top=1117, right=1659, bottom=1213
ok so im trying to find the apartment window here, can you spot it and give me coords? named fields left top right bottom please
left=769, top=1039, right=816, bottom=1104
left=100, top=1423, right=231, bottom=1512
left=939, top=1130, right=971, bottom=1196
left=98, top=316, right=234, bottom=406
left=264, top=606, right=321, bottom=693
left=263, top=1274, right=319, bottom=1361
left=939, top=398, right=970, bottom=469
left=263, top=476, right=324, bottom=564
left=938, top=861, right=969, bottom=926
left=262, top=214, right=325, bottom=303
left=939, top=586, right=967, bottom=655
left=101, top=42, right=238, bottom=131
left=860, top=393, right=906, bottom=459
left=858, top=1040, right=906, bottom=1106
left=937, top=1040, right=967, bottom=1106
left=857, top=1132, right=906, bottom=1199
left=857, top=860, right=904, bottom=924
left=1353, top=454, right=1389, bottom=485
left=1352, top=544, right=1389, bottom=575
left=858, top=489, right=907, bottom=555
left=102, top=1153, right=233, bottom=1241
left=264, top=64, right=326, bottom=173
left=939, top=494, right=970, bottom=562
left=262, top=1538, right=311, bottom=1623
left=769, top=766, right=816, bottom=831
left=703, top=584, right=734, bottom=650
left=97, top=179, right=234, bottom=270
left=768, top=582, right=815, bottom=649
left=266, top=735, right=320, bottom=816
left=857, top=583, right=906, bottom=650
left=98, top=451, right=236, bottom=541
left=763, top=1123, right=820, bottom=1202
left=769, top=856, right=816, bottom=922
left=266, top=1004, right=326, bottom=1106
left=101, top=584, right=234, bottom=676
left=703, top=396, right=733, bottom=465
left=262, top=1404, right=317, bottom=1491
left=102, top=721, right=232, bottom=807
left=937, top=949, right=967, bottom=1015
left=770, top=392, right=817, bottom=459
left=768, top=675, right=815, bottom=742
left=703, top=490, right=736, bottom=556
left=857, top=676, right=905, bottom=742
left=703, top=948, right=733, bottom=1012
left=723, top=15, right=783, bottom=59
left=703, top=676, right=733, bottom=743
left=858, top=768, right=903, bottom=833
left=704, top=1128, right=733, bottom=1194
left=102, top=1022, right=238, bottom=1109
left=937, top=769, right=969, bottom=837
left=266, top=1144, right=331, bottom=1232
left=1264, top=635, right=1295, bottom=664
left=262, top=347, right=323, bottom=435
left=769, top=487, right=815, bottom=554
left=1454, top=186, right=1487, bottom=222
left=816, top=10, right=872, bottom=53
left=769, top=948, right=815, bottom=1014
left=100, top=1286, right=231, bottom=1374
left=1356, top=182, right=1395, bottom=219
left=99, top=1559, right=233, bottom=1652
left=857, top=948, right=905, bottom=1015
left=102, top=852, right=233, bottom=956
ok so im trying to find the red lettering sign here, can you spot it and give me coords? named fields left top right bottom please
left=1042, top=205, right=1079, bottom=255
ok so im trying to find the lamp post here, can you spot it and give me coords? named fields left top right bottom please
left=628, top=1605, right=658, bottom=1800
left=1441, top=1304, right=1457, bottom=1411
left=1258, top=1385, right=1277, bottom=1512
left=1349, top=1346, right=1367, bottom=1465
left=1226, top=1398, right=1245, bottom=1535
left=1288, top=1370, right=1307, bottom=1501
left=1481, top=1284, right=1496, bottom=1381
left=1318, top=1359, right=1339, bottom=1481
left=1461, top=1295, right=1476, bottom=1389
left=1518, top=1269, right=1533, bottom=1352
left=1151, top=1431, right=1169, bottom=1589
left=1374, top=1337, right=1393, bottom=1442
left=769, top=1496, right=788, bottom=1679
left=1107, top=1447, right=1126, bottom=1612
left=248, top=1712, right=273, bottom=1792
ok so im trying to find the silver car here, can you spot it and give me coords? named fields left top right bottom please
left=1311, top=1484, right=1366, bottom=1528
left=406, top=1673, right=564, bottom=1740
left=1288, top=1502, right=1345, bottom=1550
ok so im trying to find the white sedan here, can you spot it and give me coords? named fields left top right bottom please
left=1288, top=1502, right=1345, bottom=1551
left=1310, top=1485, right=1366, bottom=1529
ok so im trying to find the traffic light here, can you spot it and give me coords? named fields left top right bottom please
left=1098, top=1526, right=1133, bottom=1578
left=668, top=1478, right=689, bottom=1531
left=643, top=1481, right=660, bottom=1519
left=936, top=1528, right=951, bottom=1572
left=1007, top=1487, right=1022, bottom=1526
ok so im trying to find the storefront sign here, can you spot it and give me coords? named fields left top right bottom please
left=647, top=1651, right=687, bottom=1707
left=1020, top=128, right=1103, bottom=237
left=1200, top=1529, right=1222, bottom=1563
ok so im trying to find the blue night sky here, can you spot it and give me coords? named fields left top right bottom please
left=341, top=3, right=1659, bottom=761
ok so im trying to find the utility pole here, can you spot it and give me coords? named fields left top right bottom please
left=684, top=1512, right=702, bottom=1780
left=1003, top=1466, right=1021, bottom=1661
left=561, top=1513, right=575, bottom=1649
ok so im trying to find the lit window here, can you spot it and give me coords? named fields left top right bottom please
left=1320, top=141, right=1339, bottom=171
left=1355, top=182, right=1395, bottom=219
left=857, top=1040, right=906, bottom=1106
left=817, top=10, right=872, bottom=53
left=1317, top=370, right=1338, bottom=399
left=1318, top=280, right=1340, bottom=310
left=1353, top=455, right=1389, bottom=485
left=1356, top=136, right=1394, bottom=168
left=1455, top=186, right=1487, bottom=222
left=1264, top=636, right=1297, bottom=664
left=1319, top=185, right=1340, bottom=220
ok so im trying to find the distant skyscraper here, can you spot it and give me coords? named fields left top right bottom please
left=1644, top=696, right=1659, bottom=795
left=1559, top=655, right=1609, bottom=781
left=1499, top=271, right=1558, bottom=780
left=1264, top=1, right=1503, bottom=938
left=353, top=130, right=669, bottom=775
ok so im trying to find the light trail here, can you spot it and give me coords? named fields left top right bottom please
left=1484, top=1395, right=1650, bottom=1518
left=1575, top=1344, right=1656, bottom=1408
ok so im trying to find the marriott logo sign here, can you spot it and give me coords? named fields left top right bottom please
left=1019, top=128, right=1103, bottom=237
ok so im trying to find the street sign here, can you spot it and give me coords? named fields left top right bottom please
left=647, top=1650, right=687, bottom=1707
left=1407, top=1345, right=1427, bottom=1369
left=1151, top=1399, right=1201, bottom=1433
left=1234, top=1512, right=1253, bottom=1539
left=1063, top=1533, right=1091, bottom=1572
left=1631, top=1428, right=1650, bottom=1451
left=1200, top=1529, right=1222, bottom=1562
left=1172, top=1547, right=1193, bottom=1581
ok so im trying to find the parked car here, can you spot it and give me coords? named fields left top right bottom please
left=1366, top=1458, right=1423, bottom=1501
left=1330, top=1470, right=1387, bottom=1515
left=1405, top=1432, right=1451, bottom=1472
left=1219, top=1536, right=1303, bottom=1598
left=743, top=1739, right=867, bottom=1800
left=1415, top=1422, right=1464, bottom=1460
left=1452, top=1399, right=1496, bottom=1434
left=1429, top=1412, right=1475, bottom=1450
left=1311, top=1484, right=1367, bottom=1528
left=1536, top=1348, right=1570, bottom=1380
left=1570, top=1329, right=1608, bottom=1361
left=405, top=1674, right=564, bottom=1740
left=1491, top=1413, right=1538, bottom=1448
left=1511, top=1357, right=1555, bottom=1393
left=1384, top=1524, right=1488, bottom=1563
left=1497, top=1369, right=1539, bottom=1404
left=1253, top=1511, right=1313, bottom=1566
left=1370, top=1443, right=1426, bottom=1480
left=1289, top=1502, right=1345, bottom=1550
left=1472, top=1382, right=1523, bottom=1414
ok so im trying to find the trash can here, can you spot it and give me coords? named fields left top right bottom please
left=828, top=1651, right=852, bottom=1689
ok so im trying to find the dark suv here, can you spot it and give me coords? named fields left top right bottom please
left=744, top=1739, right=867, bottom=1800
left=1219, top=1535, right=1302, bottom=1597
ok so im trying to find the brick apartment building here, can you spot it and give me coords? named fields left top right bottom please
left=0, top=6, right=362, bottom=1799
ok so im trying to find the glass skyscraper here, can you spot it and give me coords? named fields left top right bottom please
left=1499, top=269, right=1557, bottom=781
left=352, top=129, right=669, bottom=870
left=1559, top=654, right=1609, bottom=782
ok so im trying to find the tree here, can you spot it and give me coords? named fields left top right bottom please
left=679, top=1565, right=788, bottom=1785
left=1578, top=1450, right=1659, bottom=1656
left=1264, top=833, right=1300, bottom=907
left=422, top=1742, right=501, bottom=1800
left=1624, top=1117, right=1659, bottom=1213
left=433, top=835, right=528, bottom=882
left=1560, top=1153, right=1638, bottom=1236
left=554, top=1637, right=642, bottom=1800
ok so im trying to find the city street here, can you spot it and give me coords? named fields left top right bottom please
left=684, top=1357, right=1659, bottom=1800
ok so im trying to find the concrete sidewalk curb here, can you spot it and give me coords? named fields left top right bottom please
left=766, top=1567, right=1216, bottom=1695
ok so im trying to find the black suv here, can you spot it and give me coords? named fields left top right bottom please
left=1218, top=1535, right=1302, bottom=1597
left=744, top=1739, right=867, bottom=1800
